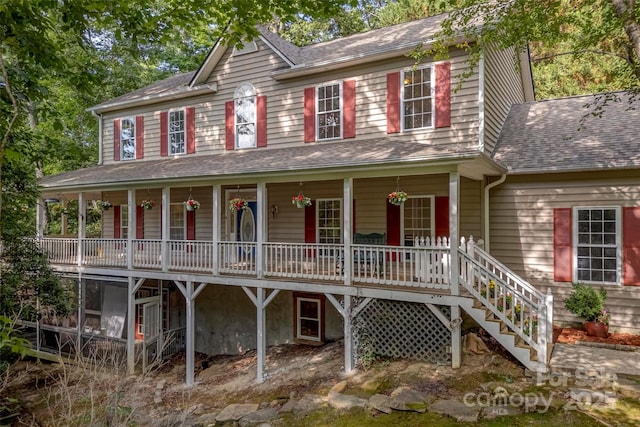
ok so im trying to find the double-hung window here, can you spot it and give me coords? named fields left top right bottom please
left=403, top=196, right=435, bottom=246
left=574, top=207, right=621, bottom=284
left=169, top=110, right=186, bottom=155
left=402, top=66, right=434, bottom=130
left=120, top=118, right=136, bottom=160
left=317, top=83, right=342, bottom=140
left=234, top=83, right=257, bottom=149
left=169, top=203, right=185, bottom=240
left=120, top=204, right=129, bottom=239
left=317, top=199, right=342, bottom=245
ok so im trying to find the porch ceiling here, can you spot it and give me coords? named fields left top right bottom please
left=40, top=138, right=503, bottom=192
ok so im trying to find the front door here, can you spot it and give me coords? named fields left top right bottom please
left=237, top=201, right=257, bottom=255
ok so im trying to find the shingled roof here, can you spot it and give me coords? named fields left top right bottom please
left=493, top=92, right=640, bottom=173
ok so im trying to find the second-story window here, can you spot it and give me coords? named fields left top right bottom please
left=234, top=83, right=257, bottom=149
left=402, top=66, right=434, bottom=130
left=169, top=110, right=186, bottom=155
left=317, top=83, right=342, bottom=140
left=120, top=118, right=136, bottom=160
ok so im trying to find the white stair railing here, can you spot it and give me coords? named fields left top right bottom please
left=459, top=237, right=553, bottom=367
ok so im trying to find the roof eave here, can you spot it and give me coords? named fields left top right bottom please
left=506, top=164, right=640, bottom=175
left=88, top=83, right=217, bottom=114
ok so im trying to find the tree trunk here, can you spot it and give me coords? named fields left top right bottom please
left=609, top=0, right=640, bottom=79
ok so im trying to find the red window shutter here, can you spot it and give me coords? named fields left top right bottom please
left=304, top=201, right=316, bottom=243
left=256, top=95, right=267, bottom=147
left=160, top=112, right=168, bottom=157
left=136, top=205, right=144, bottom=239
left=386, top=72, right=401, bottom=134
left=386, top=202, right=401, bottom=246
left=135, top=115, right=144, bottom=159
left=186, top=210, right=196, bottom=240
left=303, top=87, right=315, bottom=143
left=554, top=208, right=573, bottom=282
left=186, top=107, right=196, bottom=154
left=435, top=62, right=451, bottom=128
left=113, top=119, right=121, bottom=161
left=343, top=80, right=356, bottom=139
left=623, top=207, right=640, bottom=285
left=113, top=205, right=121, bottom=239
left=435, top=196, right=449, bottom=239
left=225, top=100, right=235, bottom=151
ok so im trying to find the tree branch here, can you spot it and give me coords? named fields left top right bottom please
left=531, top=49, right=630, bottom=63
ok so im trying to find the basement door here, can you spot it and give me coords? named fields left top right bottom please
left=142, top=298, right=161, bottom=372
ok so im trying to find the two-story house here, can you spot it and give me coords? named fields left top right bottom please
left=34, top=12, right=639, bottom=386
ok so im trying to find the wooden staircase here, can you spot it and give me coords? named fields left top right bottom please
left=457, top=238, right=553, bottom=373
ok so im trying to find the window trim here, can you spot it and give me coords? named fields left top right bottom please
left=572, top=206, right=622, bottom=286
left=400, top=65, right=435, bottom=132
left=316, top=198, right=343, bottom=245
left=401, top=195, right=435, bottom=245
left=315, top=81, right=343, bottom=141
left=234, top=83, right=257, bottom=149
left=120, top=117, right=136, bottom=160
left=168, top=109, right=186, bottom=155
left=293, top=292, right=325, bottom=344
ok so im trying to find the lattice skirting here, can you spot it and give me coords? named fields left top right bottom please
left=352, top=299, right=452, bottom=365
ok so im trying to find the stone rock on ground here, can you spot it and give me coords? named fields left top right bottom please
left=291, top=393, right=327, bottom=415
left=429, top=399, right=481, bottom=422
left=327, top=392, right=367, bottom=410
left=191, top=413, right=218, bottom=427
left=215, top=403, right=259, bottom=422
left=389, top=386, right=428, bottom=412
left=239, top=407, right=278, bottom=426
left=368, top=394, right=394, bottom=414
left=330, top=380, right=348, bottom=394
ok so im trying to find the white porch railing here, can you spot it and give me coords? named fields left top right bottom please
left=83, top=238, right=128, bottom=268
left=40, top=238, right=78, bottom=265
left=459, top=237, right=553, bottom=365
left=132, top=239, right=162, bottom=269
left=218, top=241, right=257, bottom=275
left=264, top=242, right=343, bottom=281
left=168, top=241, right=213, bottom=272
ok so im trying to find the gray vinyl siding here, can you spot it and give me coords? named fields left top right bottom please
left=102, top=42, right=480, bottom=166
left=489, top=172, right=640, bottom=333
left=483, top=46, right=526, bottom=155
left=460, top=177, right=482, bottom=240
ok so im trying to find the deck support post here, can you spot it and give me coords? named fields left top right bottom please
left=77, top=192, right=86, bottom=266
left=127, top=189, right=135, bottom=270
left=343, top=295, right=353, bottom=373
left=127, top=276, right=136, bottom=374
left=256, top=288, right=265, bottom=383
left=185, top=280, right=195, bottom=387
left=451, top=305, right=462, bottom=368
left=212, top=184, right=220, bottom=275
left=161, top=187, right=170, bottom=272
left=343, top=178, right=353, bottom=286
left=449, top=172, right=459, bottom=295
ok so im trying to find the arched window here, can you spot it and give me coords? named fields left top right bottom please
left=234, top=83, right=257, bottom=149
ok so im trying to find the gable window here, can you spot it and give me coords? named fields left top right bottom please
left=317, top=83, right=342, bottom=140
left=402, top=66, right=434, bottom=130
left=120, top=118, right=136, bottom=160
left=574, top=207, right=621, bottom=284
left=317, top=199, right=342, bottom=244
left=234, top=83, right=257, bottom=149
left=169, top=110, right=186, bottom=155
left=403, top=196, right=435, bottom=246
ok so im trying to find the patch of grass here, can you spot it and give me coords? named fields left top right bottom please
left=588, top=397, right=640, bottom=426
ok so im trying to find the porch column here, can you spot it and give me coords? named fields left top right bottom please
left=161, top=187, right=170, bottom=272
left=127, top=276, right=136, bottom=374
left=77, top=192, right=86, bottom=267
left=61, top=199, right=68, bottom=235
left=343, top=178, right=353, bottom=286
left=212, top=184, right=220, bottom=275
left=127, top=189, right=136, bottom=270
left=36, top=197, right=45, bottom=237
left=449, top=172, right=459, bottom=295
left=256, top=182, right=265, bottom=279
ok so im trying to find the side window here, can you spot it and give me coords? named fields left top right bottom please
left=317, top=83, right=342, bottom=140
left=170, top=203, right=185, bottom=240
left=120, top=118, right=136, bottom=160
left=121, top=204, right=129, bottom=239
left=169, top=110, right=186, bottom=155
left=402, top=66, right=434, bottom=130
left=574, top=207, right=621, bottom=284
left=234, top=83, right=257, bottom=149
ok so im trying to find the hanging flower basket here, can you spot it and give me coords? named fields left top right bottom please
left=184, top=199, right=200, bottom=211
left=229, top=197, right=248, bottom=212
left=292, top=194, right=312, bottom=208
left=141, top=199, right=156, bottom=210
left=387, top=190, right=408, bottom=206
left=99, top=200, right=112, bottom=211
